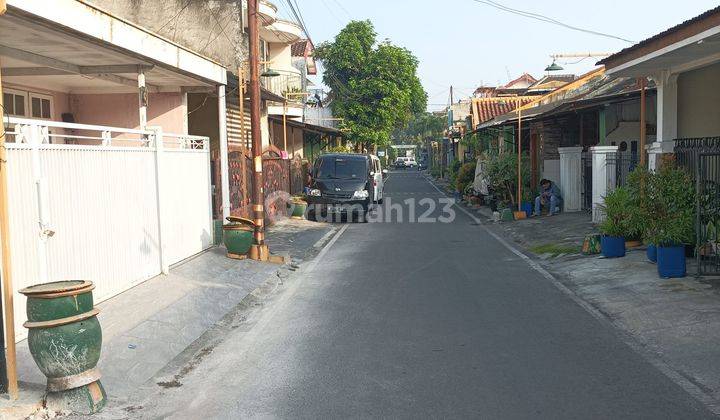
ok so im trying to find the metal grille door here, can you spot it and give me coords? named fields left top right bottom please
left=696, top=152, right=720, bottom=276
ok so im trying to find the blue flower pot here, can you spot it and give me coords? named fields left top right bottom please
left=520, top=201, right=533, bottom=217
left=521, top=202, right=533, bottom=218
left=601, top=235, right=626, bottom=258
left=657, top=245, right=686, bottom=278
left=646, top=244, right=657, bottom=263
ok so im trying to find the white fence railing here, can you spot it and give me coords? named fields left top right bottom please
left=2, top=117, right=213, bottom=341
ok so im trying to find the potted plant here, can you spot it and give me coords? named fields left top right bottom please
left=626, top=167, right=655, bottom=258
left=288, top=194, right=308, bottom=219
left=698, top=182, right=720, bottom=258
left=521, top=189, right=534, bottom=218
left=645, top=165, right=695, bottom=278
left=598, top=186, right=635, bottom=258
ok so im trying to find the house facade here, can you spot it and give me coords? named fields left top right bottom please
left=0, top=0, right=229, bottom=346
left=598, top=6, right=720, bottom=170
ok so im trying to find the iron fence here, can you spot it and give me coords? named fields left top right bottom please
left=675, top=137, right=720, bottom=174
left=581, top=152, right=593, bottom=211
left=608, top=152, right=639, bottom=188
left=674, top=138, right=720, bottom=276
left=696, top=152, right=720, bottom=276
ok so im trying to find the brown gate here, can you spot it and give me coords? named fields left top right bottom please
left=213, top=149, right=298, bottom=223
left=290, top=155, right=305, bottom=195
left=262, top=156, right=290, bottom=220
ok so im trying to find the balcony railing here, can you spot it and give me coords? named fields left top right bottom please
left=262, top=72, right=305, bottom=104
left=2, top=116, right=209, bottom=150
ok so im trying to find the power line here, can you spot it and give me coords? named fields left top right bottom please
left=285, top=0, right=311, bottom=40
left=155, top=0, right=193, bottom=34
left=319, top=0, right=344, bottom=24
left=187, top=86, right=240, bottom=116
left=330, top=0, right=352, bottom=19
left=200, top=9, right=235, bottom=54
left=292, top=0, right=312, bottom=39
left=470, top=0, right=634, bottom=44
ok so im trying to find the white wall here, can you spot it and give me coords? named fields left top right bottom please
left=4, top=139, right=212, bottom=341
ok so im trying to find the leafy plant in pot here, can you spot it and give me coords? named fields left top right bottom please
left=644, top=165, right=695, bottom=278
left=697, top=181, right=720, bottom=258
left=626, top=167, right=656, bottom=261
left=483, top=151, right=531, bottom=212
left=598, top=186, right=636, bottom=258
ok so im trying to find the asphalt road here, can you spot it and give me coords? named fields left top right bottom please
left=142, top=171, right=714, bottom=419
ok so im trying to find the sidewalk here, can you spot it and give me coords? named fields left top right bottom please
left=478, top=209, right=720, bottom=411
left=5, top=218, right=334, bottom=417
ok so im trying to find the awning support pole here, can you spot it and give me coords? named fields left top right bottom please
left=0, top=49, right=19, bottom=400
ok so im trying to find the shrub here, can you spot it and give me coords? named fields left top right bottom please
left=482, top=151, right=531, bottom=207
left=599, top=186, right=635, bottom=237
left=645, top=164, right=695, bottom=246
left=623, top=166, right=654, bottom=240
left=456, top=162, right=476, bottom=193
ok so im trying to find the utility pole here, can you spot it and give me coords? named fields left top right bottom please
left=247, top=0, right=269, bottom=261
left=0, top=0, right=19, bottom=400
left=247, top=0, right=282, bottom=264
left=450, top=85, right=453, bottom=104
left=238, top=65, right=248, bottom=201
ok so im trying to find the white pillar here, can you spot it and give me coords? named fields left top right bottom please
left=656, top=70, right=678, bottom=144
left=150, top=126, right=169, bottom=274
left=647, top=142, right=663, bottom=171
left=218, top=85, right=231, bottom=222
left=649, top=70, right=678, bottom=160
left=591, top=145, right=619, bottom=223
left=138, top=69, right=148, bottom=131
left=558, top=146, right=583, bottom=212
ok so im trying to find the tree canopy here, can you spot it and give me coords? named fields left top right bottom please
left=314, top=20, right=427, bottom=150
left=393, top=112, right=446, bottom=146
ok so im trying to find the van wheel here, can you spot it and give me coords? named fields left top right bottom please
left=378, top=197, right=384, bottom=205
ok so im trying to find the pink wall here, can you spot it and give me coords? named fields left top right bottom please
left=71, top=92, right=185, bottom=134
left=3, top=83, right=72, bottom=121
left=3, top=84, right=186, bottom=146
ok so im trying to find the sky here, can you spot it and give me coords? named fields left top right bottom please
left=276, top=0, right=719, bottom=111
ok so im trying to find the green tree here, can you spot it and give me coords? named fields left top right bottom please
left=315, top=21, right=427, bottom=150
left=394, top=112, right=446, bottom=146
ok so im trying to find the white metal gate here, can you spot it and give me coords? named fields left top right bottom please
left=2, top=118, right=212, bottom=341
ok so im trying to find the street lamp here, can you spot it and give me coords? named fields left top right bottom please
left=544, top=60, right=564, bottom=72
left=261, top=68, right=280, bottom=77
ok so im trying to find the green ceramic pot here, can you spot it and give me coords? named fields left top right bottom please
left=20, top=280, right=105, bottom=407
left=223, top=224, right=254, bottom=255
left=288, top=200, right=307, bottom=219
left=23, top=281, right=95, bottom=323
left=27, top=315, right=102, bottom=379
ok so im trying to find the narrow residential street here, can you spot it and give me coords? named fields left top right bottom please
left=126, top=171, right=713, bottom=419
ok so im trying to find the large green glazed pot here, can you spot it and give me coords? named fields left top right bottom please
left=24, top=280, right=95, bottom=322
left=20, top=280, right=106, bottom=413
left=27, top=315, right=102, bottom=380
left=288, top=200, right=308, bottom=219
left=223, top=224, right=254, bottom=255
